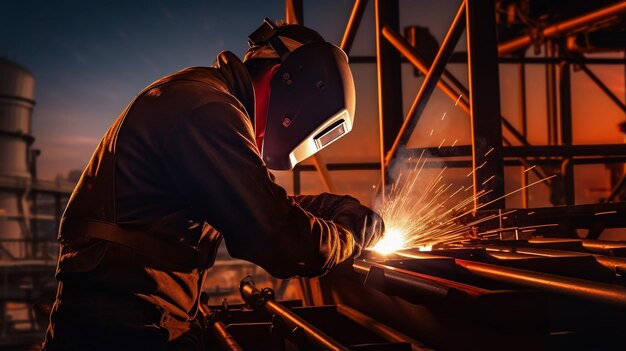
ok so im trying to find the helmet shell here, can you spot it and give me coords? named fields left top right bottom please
left=262, top=42, right=355, bottom=170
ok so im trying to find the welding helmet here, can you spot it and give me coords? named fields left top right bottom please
left=244, top=18, right=356, bottom=170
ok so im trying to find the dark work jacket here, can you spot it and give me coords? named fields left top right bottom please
left=45, top=51, right=356, bottom=348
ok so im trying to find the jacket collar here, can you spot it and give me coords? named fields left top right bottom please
left=213, top=51, right=255, bottom=128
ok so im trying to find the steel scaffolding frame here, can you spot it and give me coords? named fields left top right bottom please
left=289, top=0, right=626, bottom=237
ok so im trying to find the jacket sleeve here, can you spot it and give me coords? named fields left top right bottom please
left=163, top=101, right=355, bottom=278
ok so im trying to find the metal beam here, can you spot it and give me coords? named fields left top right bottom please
left=466, top=0, right=505, bottom=209
left=375, top=0, right=403, bottom=194
left=578, top=62, right=626, bottom=114
left=285, top=0, right=303, bottom=25
left=383, top=1, right=466, bottom=168
left=340, top=0, right=368, bottom=55
left=498, top=2, right=626, bottom=55
left=348, top=55, right=626, bottom=65
left=559, top=59, right=575, bottom=205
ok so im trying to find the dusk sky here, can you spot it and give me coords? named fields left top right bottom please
left=1, top=0, right=470, bottom=181
left=1, top=0, right=624, bottom=207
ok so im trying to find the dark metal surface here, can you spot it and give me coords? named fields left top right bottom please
left=466, top=0, right=505, bottom=209
left=374, top=0, right=403, bottom=193
left=559, top=58, right=574, bottom=205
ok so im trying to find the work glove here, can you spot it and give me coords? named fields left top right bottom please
left=293, top=193, right=385, bottom=257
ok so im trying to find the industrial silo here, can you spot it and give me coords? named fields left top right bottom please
left=0, top=57, right=35, bottom=259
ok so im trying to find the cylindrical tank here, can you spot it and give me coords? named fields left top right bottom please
left=0, top=57, right=35, bottom=259
left=0, top=57, right=35, bottom=178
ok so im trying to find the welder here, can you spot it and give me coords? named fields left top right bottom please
left=42, top=18, right=384, bottom=350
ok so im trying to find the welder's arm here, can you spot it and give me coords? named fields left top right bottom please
left=163, top=102, right=356, bottom=278
left=291, top=194, right=384, bottom=256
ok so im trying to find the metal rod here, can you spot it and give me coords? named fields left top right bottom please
left=578, top=62, right=626, bottom=114
left=285, top=0, right=303, bottom=25
left=519, top=57, right=529, bottom=208
left=383, top=0, right=467, bottom=168
left=340, top=0, right=368, bottom=54
left=336, top=304, right=433, bottom=351
left=402, top=144, right=626, bottom=158
left=545, top=41, right=558, bottom=146
left=240, top=281, right=349, bottom=351
left=455, top=259, right=626, bottom=307
left=312, top=154, right=336, bottom=192
left=559, top=57, right=575, bottom=205
left=607, top=174, right=626, bottom=203
left=498, top=2, right=626, bottom=55
left=348, top=55, right=626, bottom=65
left=375, top=0, right=403, bottom=197
left=211, top=321, right=244, bottom=351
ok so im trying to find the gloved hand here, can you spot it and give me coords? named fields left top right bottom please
left=292, top=193, right=385, bottom=257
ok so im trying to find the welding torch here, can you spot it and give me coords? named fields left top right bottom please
left=239, top=276, right=349, bottom=351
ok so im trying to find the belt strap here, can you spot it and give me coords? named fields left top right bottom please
left=61, top=218, right=207, bottom=271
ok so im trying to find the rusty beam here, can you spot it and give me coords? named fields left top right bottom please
left=498, top=2, right=626, bottom=55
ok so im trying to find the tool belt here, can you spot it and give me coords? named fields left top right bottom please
left=60, top=217, right=217, bottom=271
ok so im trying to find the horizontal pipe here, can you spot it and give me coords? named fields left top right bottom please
left=502, top=246, right=626, bottom=278
left=403, top=144, right=626, bottom=158
left=355, top=259, right=487, bottom=297
left=292, top=155, right=626, bottom=172
left=456, top=259, right=626, bottom=307
left=498, top=2, right=626, bottom=55
left=348, top=55, right=626, bottom=65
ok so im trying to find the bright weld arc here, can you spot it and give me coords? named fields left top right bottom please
left=369, top=110, right=557, bottom=256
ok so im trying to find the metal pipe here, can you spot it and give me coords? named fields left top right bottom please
left=456, top=259, right=626, bottom=307
left=336, top=304, right=433, bottom=351
left=498, top=2, right=626, bottom=55
left=519, top=58, right=529, bottom=207
left=559, top=57, right=575, bottom=205
left=383, top=0, right=467, bottom=168
left=607, top=174, right=626, bottom=203
left=240, top=280, right=349, bottom=351
left=285, top=0, right=303, bottom=25
left=348, top=55, right=626, bottom=65
left=545, top=41, right=558, bottom=146
left=340, top=0, right=368, bottom=54
left=211, top=321, right=244, bottom=351
left=491, top=245, right=626, bottom=278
